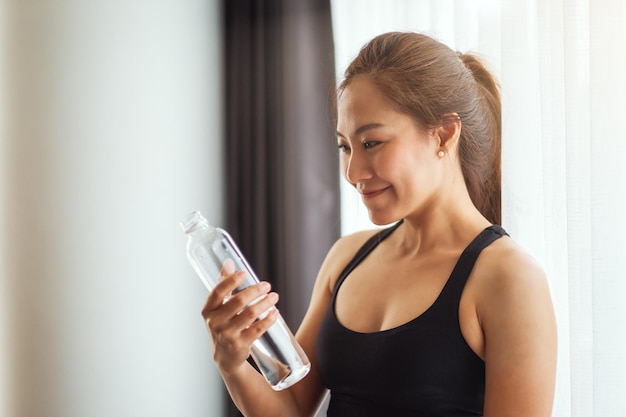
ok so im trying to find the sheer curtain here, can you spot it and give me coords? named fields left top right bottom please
left=331, top=1, right=626, bottom=416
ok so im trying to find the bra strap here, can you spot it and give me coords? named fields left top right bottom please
left=441, top=225, right=509, bottom=314
left=331, top=220, right=403, bottom=294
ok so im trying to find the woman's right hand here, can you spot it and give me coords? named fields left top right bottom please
left=201, top=263, right=280, bottom=377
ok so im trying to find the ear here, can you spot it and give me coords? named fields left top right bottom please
left=435, top=113, right=462, bottom=153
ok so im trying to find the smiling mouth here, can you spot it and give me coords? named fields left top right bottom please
left=360, top=186, right=390, bottom=200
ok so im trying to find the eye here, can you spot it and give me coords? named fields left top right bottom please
left=337, top=144, right=350, bottom=153
left=363, top=141, right=380, bottom=149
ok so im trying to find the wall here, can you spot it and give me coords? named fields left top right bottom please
left=1, top=0, right=9, bottom=413
left=1, top=1, right=225, bottom=416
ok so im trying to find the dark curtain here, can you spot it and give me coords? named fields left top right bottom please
left=223, top=0, right=339, bottom=416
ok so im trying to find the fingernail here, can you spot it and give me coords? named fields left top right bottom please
left=260, top=281, right=271, bottom=291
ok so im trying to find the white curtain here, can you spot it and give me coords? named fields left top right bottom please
left=331, top=1, right=626, bottom=416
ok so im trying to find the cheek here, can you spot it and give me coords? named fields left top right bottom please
left=382, top=152, right=435, bottom=194
left=378, top=152, right=412, bottom=181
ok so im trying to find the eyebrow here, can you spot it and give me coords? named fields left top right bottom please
left=336, top=123, right=385, bottom=139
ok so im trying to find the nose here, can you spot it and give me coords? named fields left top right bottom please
left=343, top=151, right=372, bottom=186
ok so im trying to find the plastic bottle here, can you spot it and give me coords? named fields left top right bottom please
left=180, top=211, right=311, bottom=390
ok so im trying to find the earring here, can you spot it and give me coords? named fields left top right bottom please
left=438, top=150, right=445, bottom=158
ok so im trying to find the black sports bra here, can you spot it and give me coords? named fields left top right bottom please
left=316, top=222, right=508, bottom=417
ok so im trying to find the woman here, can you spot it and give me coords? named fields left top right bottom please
left=202, top=32, right=557, bottom=417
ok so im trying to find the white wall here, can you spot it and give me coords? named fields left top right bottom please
left=1, top=1, right=225, bottom=416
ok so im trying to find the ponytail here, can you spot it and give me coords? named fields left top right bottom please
left=457, top=53, right=502, bottom=225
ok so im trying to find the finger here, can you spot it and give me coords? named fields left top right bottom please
left=214, top=282, right=273, bottom=321
left=221, top=258, right=236, bottom=276
left=207, top=291, right=280, bottom=354
left=229, top=291, right=279, bottom=328
left=240, top=306, right=280, bottom=345
left=202, top=271, right=245, bottom=315
left=219, top=259, right=244, bottom=302
left=207, top=290, right=277, bottom=345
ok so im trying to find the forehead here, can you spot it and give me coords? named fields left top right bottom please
left=337, top=76, right=407, bottom=133
left=338, top=76, right=395, bottom=114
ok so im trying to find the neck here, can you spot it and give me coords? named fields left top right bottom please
left=398, top=183, right=490, bottom=256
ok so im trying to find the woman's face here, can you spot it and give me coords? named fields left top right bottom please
left=336, top=76, right=445, bottom=225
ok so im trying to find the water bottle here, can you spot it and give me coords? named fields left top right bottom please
left=180, top=211, right=311, bottom=390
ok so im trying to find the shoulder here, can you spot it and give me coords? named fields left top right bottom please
left=319, top=227, right=383, bottom=292
left=470, top=233, right=556, bottom=357
left=474, top=235, right=549, bottom=305
left=303, top=227, right=382, bottom=314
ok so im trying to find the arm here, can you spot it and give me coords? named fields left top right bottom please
left=478, top=244, right=557, bottom=417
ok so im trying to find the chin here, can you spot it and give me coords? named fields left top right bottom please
left=368, top=212, right=402, bottom=227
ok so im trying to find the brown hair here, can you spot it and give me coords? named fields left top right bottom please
left=337, top=32, right=501, bottom=225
